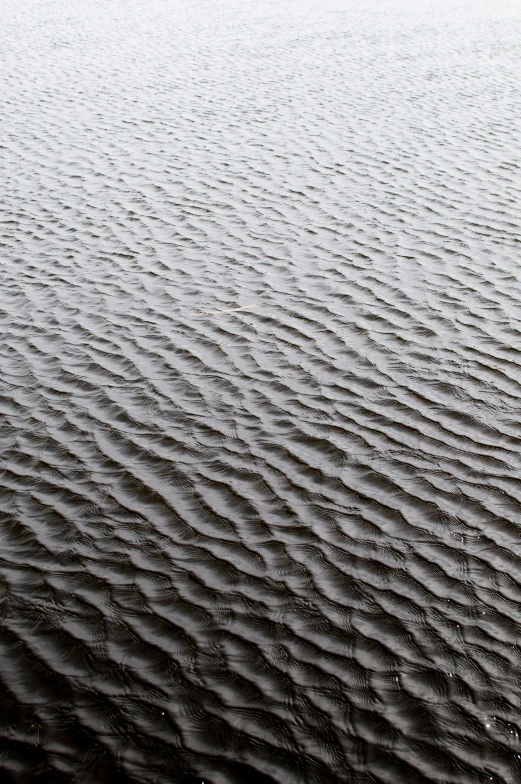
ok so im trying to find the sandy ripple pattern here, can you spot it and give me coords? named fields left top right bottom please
left=1, top=0, right=521, bottom=781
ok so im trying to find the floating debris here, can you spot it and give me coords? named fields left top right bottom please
left=189, top=303, right=258, bottom=317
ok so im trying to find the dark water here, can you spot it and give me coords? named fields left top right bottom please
left=1, top=0, right=521, bottom=781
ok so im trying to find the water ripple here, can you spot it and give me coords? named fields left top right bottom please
left=1, top=0, right=521, bottom=781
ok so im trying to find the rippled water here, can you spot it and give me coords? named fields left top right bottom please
left=1, top=0, right=521, bottom=781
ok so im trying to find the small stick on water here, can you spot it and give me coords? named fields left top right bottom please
left=189, top=304, right=258, bottom=317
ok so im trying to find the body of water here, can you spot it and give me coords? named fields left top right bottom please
left=1, top=0, right=521, bottom=781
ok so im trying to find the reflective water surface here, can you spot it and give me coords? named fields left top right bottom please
left=1, top=0, right=521, bottom=781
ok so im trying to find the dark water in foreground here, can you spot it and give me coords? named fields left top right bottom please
left=1, top=0, right=521, bottom=781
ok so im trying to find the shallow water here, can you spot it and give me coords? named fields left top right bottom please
left=1, top=0, right=521, bottom=781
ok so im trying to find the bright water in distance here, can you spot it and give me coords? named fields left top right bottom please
left=1, top=0, right=521, bottom=781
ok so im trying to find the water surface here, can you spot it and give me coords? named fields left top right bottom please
left=1, top=0, right=521, bottom=781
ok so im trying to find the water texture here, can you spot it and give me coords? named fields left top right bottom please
left=1, top=0, right=521, bottom=781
